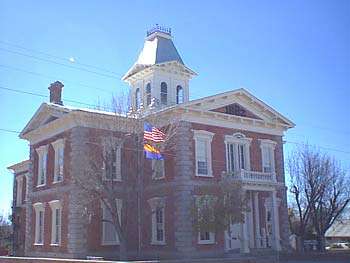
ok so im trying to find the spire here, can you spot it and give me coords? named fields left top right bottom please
left=122, top=25, right=187, bottom=81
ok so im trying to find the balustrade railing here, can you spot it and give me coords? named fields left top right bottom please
left=222, top=169, right=276, bottom=183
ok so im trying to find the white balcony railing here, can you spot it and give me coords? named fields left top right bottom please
left=222, top=169, right=276, bottom=184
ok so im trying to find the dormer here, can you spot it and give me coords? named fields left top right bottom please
left=122, top=25, right=197, bottom=112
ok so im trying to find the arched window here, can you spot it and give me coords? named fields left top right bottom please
left=146, top=83, right=151, bottom=106
left=160, top=82, right=167, bottom=105
left=135, top=88, right=141, bottom=109
left=176, top=85, right=184, bottom=104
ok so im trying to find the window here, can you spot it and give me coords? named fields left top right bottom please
left=160, top=82, right=167, bottom=105
left=33, top=202, right=45, bottom=245
left=101, top=199, right=122, bottom=245
left=49, top=200, right=62, bottom=245
left=196, top=195, right=215, bottom=244
left=155, top=207, right=165, bottom=242
left=52, top=139, right=64, bottom=183
left=103, top=144, right=122, bottom=181
left=148, top=197, right=165, bottom=245
left=146, top=83, right=152, bottom=106
left=260, top=140, right=276, bottom=173
left=194, top=130, right=214, bottom=177
left=199, top=231, right=215, bottom=244
left=135, top=88, right=141, bottom=109
left=152, top=159, right=164, bottom=179
left=36, top=145, right=48, bottom=186
left=176, top=85, right=184, bottom=104
left=225, top=133, right=251, bottom=174
left=16, top=176, right=23, bottom=206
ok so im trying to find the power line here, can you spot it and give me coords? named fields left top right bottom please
left=0, top=85, right=109, bottom=109
left=0, top=47, right=119, bottom=80
left=0, top=85, right=349, bottom=155
left=0, top=40, right=119, bottom=76
left=0, top=64, right=114, bottom=94
left=0, top=126, right=349, bottom=156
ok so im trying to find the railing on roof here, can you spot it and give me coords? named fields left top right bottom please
left=147, top=24, right=172, bottom=37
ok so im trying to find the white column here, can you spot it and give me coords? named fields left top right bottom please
left=248, top=192, right=254, bottom=249
left=254, top=192, right=261, bottom=248
left=240, top=191, right=250, bottom=253
left=271, top=190, right=281, bottom=251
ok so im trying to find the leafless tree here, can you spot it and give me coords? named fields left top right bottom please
left=288, top=144, right=349, bottom=251
left=192, top=177, right=247, bottom=236
left=310, top=157, right=350, bottom=251
left=72, top=95, right=180, bottom=260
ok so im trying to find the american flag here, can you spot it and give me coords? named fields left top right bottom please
left=144, top=123, right=165, bottom=142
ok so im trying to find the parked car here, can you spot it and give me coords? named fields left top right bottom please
left=326, top=242, right=350, bottom=250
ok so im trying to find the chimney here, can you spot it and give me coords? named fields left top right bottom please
left=48, top=81, right=64, bottom=105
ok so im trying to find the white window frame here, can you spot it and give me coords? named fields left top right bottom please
left=152, top=159, right=165, bottom=179
left=148, top=197, right=166, bottom=245
left=101, top=199, right=122, bottom=245
left=259, top=139, right=277, bottom=174
left=225, top=133, right=252, bottom=173
left=52, top=139, right=65, bottom=183
left=193, top=130, right=214, bottom=177
left=198, top=231, right=215, bottom=245
left=33, top=202, right=45, bottom=245
left=195, top=195, right=215, bottom=244
left=16, top=175, right=23, bottom=206
left=24, top=173, right=29, bottom=202
left=49, top=200, right=62, bottom=246
left=102, top=141, right=122, bottom=182
left=36, top=145, right=48, bottom=187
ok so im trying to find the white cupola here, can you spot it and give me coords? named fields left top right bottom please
left=122, top=25, right=197, bottom=112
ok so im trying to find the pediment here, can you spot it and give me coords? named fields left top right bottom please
left=181, top=88, right=295, bottom=128
left=210, top=103, right=262, bottom=120
left=20, top=103, right=70, bottom=137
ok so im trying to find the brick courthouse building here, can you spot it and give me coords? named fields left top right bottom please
left=8, top=27, right=295, bottom=260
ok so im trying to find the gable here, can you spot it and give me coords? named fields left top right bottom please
left=20, top=103, right=70, bottom=137
left=179, top=88, right=295, bottom=129
left=210, top=103, right=262, bottom=120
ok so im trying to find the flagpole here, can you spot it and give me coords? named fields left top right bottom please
left=137, top=132, right=142, bottom=257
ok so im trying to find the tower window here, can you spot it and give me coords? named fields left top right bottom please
left=176, top=85, right=184, bottom=104
left=160, top=82, right=167, bottom=105
left=146, top=83, right=151, bottom=106
left=135, top=88, right=141, bottom=109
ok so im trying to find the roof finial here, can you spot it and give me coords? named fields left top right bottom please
left=146, top=24, right=172, bottom=37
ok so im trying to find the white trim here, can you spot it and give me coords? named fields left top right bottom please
left=52, top=138, right=65, bottom=183
left=260, top=139, right=276, bottom=174
left=101, top=199, right=122, bottom=245
left=49, top=200, right=62, bottom=246
left=193, top=130, right=214, bottom=177
left=33, top=202, right=45, bottom=245
left=182, top=113, right=285, bottom=136
left=195, top=195, right=215, bottom=244
left=225, top=133, right=252, bottom=172
left=148, top=197, right=166, bottom=245
left=36, top=145, right=48, bottom=187
left=152, top=159, right=165, bottom=179
left=16, top=176, right=23, bottom=206
left=198, top=232, right=215, bottom=244
left=102, top=140, right=122, bottom=182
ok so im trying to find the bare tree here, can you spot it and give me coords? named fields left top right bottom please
left=192, top=176, right=247, bottom=236
left=310, top=157, right=350, bottom=251
left=0, top=214, right=11, bottom=255
left=288, top=144, right=350, bottom=251
left=72, top=95, right=180, bottom=260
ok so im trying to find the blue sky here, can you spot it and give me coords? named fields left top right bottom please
left=0, top=1, right=349, bottom=216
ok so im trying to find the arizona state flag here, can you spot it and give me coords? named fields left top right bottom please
left=144, top=143, right=164, bottom=160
